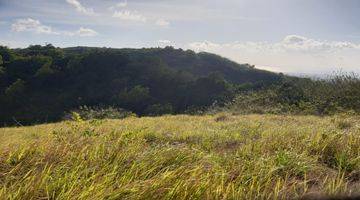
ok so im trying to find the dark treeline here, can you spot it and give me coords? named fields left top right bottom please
left=0, top=44, right=283, bottom=126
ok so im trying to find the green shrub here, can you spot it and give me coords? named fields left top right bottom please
left=227, top=73, right=360, bottom=115
left=145, top=103, right=174, bottom=116
left=65, top=106, right=135, bottom=120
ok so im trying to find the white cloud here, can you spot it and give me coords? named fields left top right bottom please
left=109, top=0, right=127, bottom=11
left=12, top=18, right=98, bottom=37
left=116, top=1, right=127, bottom=8
left=157, top=40, right=172, bottom=47
left=66, top=0, right=95, bottom=16
left=283, top=35, right=307, bottom=44
left=281, top=35, right=360, bottom=52
left=188, top=35, right=360, bottom=73
left=76, top=27, right=98, bottom=37
left=156, top=19, right=170, bottom=26
left=113, top=10, right=147, bottom=22
left=65, top=27, right=98, bottom=37
left=11, top=18, right=59, bottom=35
left=0, top=40, right=28, bottom=48
left=188, top=41, right=220, bottom=51
left=189, top=36, right=360, bottom=53
left=158, top=40, right=171, bottom=44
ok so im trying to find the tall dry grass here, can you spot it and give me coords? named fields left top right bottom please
left=0, top=114, right=359, bottom=199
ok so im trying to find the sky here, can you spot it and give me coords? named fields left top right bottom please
left=0, top=0, right=360, bottom=74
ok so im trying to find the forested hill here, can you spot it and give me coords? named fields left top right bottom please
left=0, top=45, right=284, bottom=125
left=63, top=46, right=281, bottom=84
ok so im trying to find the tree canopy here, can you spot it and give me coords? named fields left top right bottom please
left=0, top=45, right=283, bottom=126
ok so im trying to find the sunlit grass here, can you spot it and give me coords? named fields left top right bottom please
left=0, top=114, right=359, bottom=199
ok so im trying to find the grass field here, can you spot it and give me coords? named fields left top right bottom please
left=0, top=114, right=359, bottom=199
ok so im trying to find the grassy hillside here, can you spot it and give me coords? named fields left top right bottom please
left=0, top=114, right=359, bottom=199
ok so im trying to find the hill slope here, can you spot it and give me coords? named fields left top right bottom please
left=0, top=114, right=359, bottom=199
left=0, top=45, right=283, bottom=125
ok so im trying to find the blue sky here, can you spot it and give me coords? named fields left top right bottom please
left=0, top=0, right=360, bottom=74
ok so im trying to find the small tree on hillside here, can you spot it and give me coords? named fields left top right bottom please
left=0, top=55, right=4, bottom=77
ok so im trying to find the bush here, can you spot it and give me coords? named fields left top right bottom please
left=227, top=73, right=360, bottom=115
left=145, top=104, right=174, bottom=116
left=65, top=106, right=135, bottom=121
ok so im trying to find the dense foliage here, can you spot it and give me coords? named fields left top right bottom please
left=228, top=73, right=360, bottom=115
left=0, top=45, right=282, bottom=126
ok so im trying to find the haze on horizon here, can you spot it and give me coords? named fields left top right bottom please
left=0, top=0, right=359, bottom=74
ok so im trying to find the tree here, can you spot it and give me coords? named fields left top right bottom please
left=276, top=80, right=305, bottom=105
left=35, top=62, right=56, bottom=78
left=145, top=103, right=173, bottom=116
left=0, top=46, right=15, bottom=62
left=0, top=55, right=4, bottom=77
left=187, top=73, right=234, bottom=107
left=116, top=85, right=151, bottom=113
left=5, top=79, right=25, bottom=98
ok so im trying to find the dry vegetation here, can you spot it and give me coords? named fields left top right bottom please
left=0, top=114, right=359, bottom=199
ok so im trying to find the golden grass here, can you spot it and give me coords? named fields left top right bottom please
left=0, top=114, right=359, bottom=199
